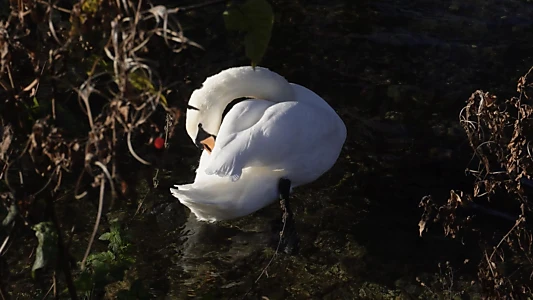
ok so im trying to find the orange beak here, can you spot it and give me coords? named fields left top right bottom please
left=201, top=136, right=215, bottom=154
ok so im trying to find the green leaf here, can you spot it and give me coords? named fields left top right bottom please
left=223, top=0, right=274, bottom=67
left=74, top=271, right=94, bottom=293
left=31, top=222, right=58, bottom=276
left=2, top=203, right=18, bottom=227
left=31, top=97, right=40, bottom=110
left=109, top=234, right=122, bottom=252
left=88, top=250, right=115, bottom=267
left=99, top=232, right=112, bottom=241
left=244, top=31, right=270, bottom=68
left=77, top=220, right=136, bottom=294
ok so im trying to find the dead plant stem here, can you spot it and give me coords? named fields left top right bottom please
left=80, top=177, right=105, bottom=271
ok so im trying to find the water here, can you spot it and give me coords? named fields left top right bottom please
left=129, top=0, right=533, bottom=298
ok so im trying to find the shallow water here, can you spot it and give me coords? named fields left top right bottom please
left=129, top=0, right=533, bottom=298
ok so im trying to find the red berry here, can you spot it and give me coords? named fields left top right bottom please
left=154, top=137, right=165, bottom=149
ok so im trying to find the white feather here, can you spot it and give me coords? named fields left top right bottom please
left=170, top=66, right=346, bottom=222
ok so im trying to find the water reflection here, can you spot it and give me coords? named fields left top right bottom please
left=160, top=210, right=275, bottom=297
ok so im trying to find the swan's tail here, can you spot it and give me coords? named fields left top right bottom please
left=170, top=168, right=284, bottom=222
left=170, top=186, right=221, bottom=222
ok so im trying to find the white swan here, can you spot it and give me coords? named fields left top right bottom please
left=170, top=66, right=346, bottom=222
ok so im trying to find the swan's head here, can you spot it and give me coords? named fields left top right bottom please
left=185, top=66, right=294, bottom=153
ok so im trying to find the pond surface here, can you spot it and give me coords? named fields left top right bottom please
left=126, top=0, right=533, bottom=298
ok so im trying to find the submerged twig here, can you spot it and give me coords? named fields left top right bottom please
left=255, top=214, right=287, bottom=283
left=241, top=197, right=293, bottom=299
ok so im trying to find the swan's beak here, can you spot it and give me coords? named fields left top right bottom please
left=195, top=125, right=216, bottom=153
left=199, top=136, right=215, bottom=153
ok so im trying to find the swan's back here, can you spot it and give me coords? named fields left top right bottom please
left=205, top=96, right=345, bottom=187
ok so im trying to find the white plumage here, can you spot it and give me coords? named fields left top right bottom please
left=170, top=66, right=346, bottom=222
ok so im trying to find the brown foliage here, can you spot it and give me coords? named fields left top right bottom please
left=420, top=67, right=533, bottom=298
left=0, top=0, right=190, bottom=211
left=0, top=0, right=201, bottom=296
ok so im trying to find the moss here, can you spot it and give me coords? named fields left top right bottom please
left=81, top=0, right=103, bottom=15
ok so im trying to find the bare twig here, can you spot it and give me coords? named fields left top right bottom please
left=0, top=223, right=14, bottom=256
left=48, top=193, right=78, bottom=300
left=46, top=4, right=61, bottom=45
left=94, top=161, right=116, bottom=198
left=241, top=198, right=292, bottom=299
left=255, top=214, right=287, bottom=283
left=40, top=277, right=55, bottom=300
left=489, top=216, right=526, bottom=262
left=34, top=167, right=60, bottom=197
left=0, top=287, right=6, bottom=300
left=126, top=130, right=151, bottom=165
left=178, top=0, right=226, bottom=12
left=74, top=169, right=88, bottom=200
left=81, top=177, right=106, bottom=271
left=4, top=139, right=32, bottom=192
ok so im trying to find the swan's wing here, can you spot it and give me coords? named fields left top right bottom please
left=204, top=101, right=342, bottom=181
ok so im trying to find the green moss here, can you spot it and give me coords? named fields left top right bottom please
left=81, top=0, right=102, bottom=15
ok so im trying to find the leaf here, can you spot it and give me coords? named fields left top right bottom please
left=244, top=30, right=270, bottom=68
left=109, top=233, right=122, bottom=252
left=88, top=250, right=115, bottom=266
left=31, top=222, right=58, bottom=276
left=223, top=0, right=274, bottom=66
left=1, top=201, right=17, bottom=227
left=74, top=271, right=94, bottom=293
left=99, top=232, right=112, bottom=241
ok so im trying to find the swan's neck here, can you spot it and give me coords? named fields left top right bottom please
left=189, top=67, right=295, bottom=135
left=209, top=67, right=294, bottom=104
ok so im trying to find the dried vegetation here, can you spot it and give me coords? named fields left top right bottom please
left=420, top=67, right=533, bottom=298
left=0, top=0, right=201, bottom=297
